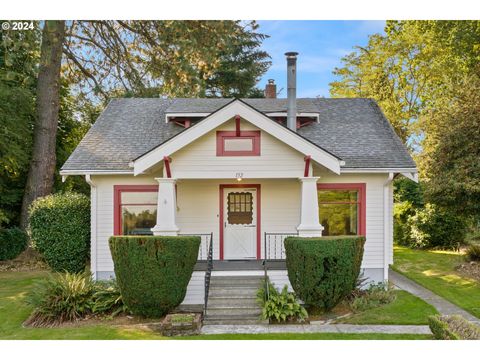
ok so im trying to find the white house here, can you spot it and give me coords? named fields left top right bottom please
left=61, top=54, right=417, bottom=310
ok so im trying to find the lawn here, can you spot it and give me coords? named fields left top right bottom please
left=0, top=270, right=431, bottom=340
left=337, top=290, right=438, bottom=325
left=392, top=246, right=480, bottom=318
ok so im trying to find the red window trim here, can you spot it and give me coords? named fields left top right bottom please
left=113, top=185, right=158, bottom=235
left=219, top=184, right=261, bottom=260
left=216, top=131, right=261, bottom=156
left=317, top=183, right=366, bottom=236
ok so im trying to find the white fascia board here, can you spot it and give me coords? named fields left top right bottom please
left=59, top=169, right=134, bottom=176
left=165, top=113, right=211, bottom=123
left=134, top=100, right=342, bottom=175
left=401, top=172, right=419, bottom=183
left=341, top=167, right=417, bottom=174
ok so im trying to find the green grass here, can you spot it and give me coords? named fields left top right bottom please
left=392, top=246, right=480, bottom=318
left=0, top=271, right=168, bottom=340
left=0, top=270, right=432, bottom=340
left=337, top=290, right=438, bottom=325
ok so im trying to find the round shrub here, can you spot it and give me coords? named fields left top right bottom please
left=29, top=192, right=90, bottom=273
left=407, top=204, right=467, bottom=249
left=285, top=236, right=365, bottom=311
left=0, top=227, right=28, bottom=261
left=109, top=236, right=200, bottom=318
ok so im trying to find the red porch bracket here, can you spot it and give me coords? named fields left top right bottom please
left=163, top=156, right=172, bottom=178
left=304, top=155, right=312, bottom=177
left=235, top=115, right=241, bottom=137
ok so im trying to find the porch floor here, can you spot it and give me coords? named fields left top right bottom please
left=194, top=260, right=286, bottom=271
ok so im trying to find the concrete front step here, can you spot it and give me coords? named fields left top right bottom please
left=208, top=299, right=259, bottom=308
left=210, top=277, right=263, bottom=284
left=211, top=276, right=263, bottom=280
left=210, top=282, right=263, bottom=286
left=207, top=307, right=262, bottom=316
left=205, top=275, right=264, bottom=325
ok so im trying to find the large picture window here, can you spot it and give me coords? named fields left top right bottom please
left=114, top=185, right=158, bottom=235
left=317, top=183, right=366, bottom=236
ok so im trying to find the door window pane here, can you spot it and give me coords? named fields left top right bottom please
left=122, top=205, right=157, bottom=235
left=227, top=192, right=253, bottom=225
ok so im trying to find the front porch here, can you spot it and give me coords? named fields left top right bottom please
left=194, top=260, right=286, bottom=271
left=192, top=232, right=293, bottom=271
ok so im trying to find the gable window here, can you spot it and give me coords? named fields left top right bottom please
left=114, top=185, right=158, bottom=235
left=216, top=131, right=260, bottom=156
left=317, top=183, right=366, bottom=236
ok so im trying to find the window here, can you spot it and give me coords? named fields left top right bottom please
left=216, top=131, right=260, bottom=156
left=317, top=184, right=366, bottom=236
left=227, top=192, right=253, bottom=224
left=114, top=185, right=158, bottom=235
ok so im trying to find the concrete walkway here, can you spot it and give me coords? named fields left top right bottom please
left=199, top=270, right=479, bottom=335
left=201, top=324, right=431, bottom=335
left=389, top=269, right=480, bottom=324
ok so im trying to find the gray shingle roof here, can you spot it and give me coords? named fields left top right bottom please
left=61, top=97, right=416, bottom=172
left=166, top=98, right=320, bottom=113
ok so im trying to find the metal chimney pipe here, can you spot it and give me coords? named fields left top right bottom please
left=285, top=51, right=298, bottom=131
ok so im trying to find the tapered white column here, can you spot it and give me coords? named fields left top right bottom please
left=151, top=178, right=179, bottom=236
left=297, top=177, right=323, bottom=237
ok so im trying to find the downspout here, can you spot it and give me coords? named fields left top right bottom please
left=383, top=172, right=394, bottom=282
left=85, top=174, right=97, bottom=280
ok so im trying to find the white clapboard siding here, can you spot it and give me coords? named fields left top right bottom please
left=171, top=119, right=305, bottom=179
left=92, top=174, right=159, bottom=273
left=313, top=168, right=392, bottom=270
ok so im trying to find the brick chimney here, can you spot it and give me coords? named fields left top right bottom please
left=265, top=79, right=276, bottom=99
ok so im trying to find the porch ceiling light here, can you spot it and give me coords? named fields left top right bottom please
left=236, top=172, right=243, bottom=182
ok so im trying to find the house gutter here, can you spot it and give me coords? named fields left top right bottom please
left=85, top=175, right=97, bottom=280
left=383, top=172, right=394, bottom=282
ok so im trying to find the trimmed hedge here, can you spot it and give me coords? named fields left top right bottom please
left=109, top=236, right=200, bottom=318
left=429, top=315, right=480, bottom=340
left=285, top=236, right=365, bottom=310
left=29, top=192, right=90, bottom=273
left=0, top=227, right=28, bottom=261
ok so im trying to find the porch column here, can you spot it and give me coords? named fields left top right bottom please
left=151, top=178, right=179, bottom=236
left=297, top=177, right=323, bottom=237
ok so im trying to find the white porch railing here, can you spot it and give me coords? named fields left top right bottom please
left=179, top=233, right=213, bottom=261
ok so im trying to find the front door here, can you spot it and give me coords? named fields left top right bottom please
left=223, top=188, right=257, bottom=259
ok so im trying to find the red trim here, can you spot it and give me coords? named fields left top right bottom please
left=235, top=115, right=241, bottom=137
left=163, top=156, right=172, bottom=178
left=219, top=184, right=261, bottom=260
left=216, top=131, right=261, bottom=156
left=113, top=185, right=158, bottom=235
left=304, top=155, right=311, bottom=177
left=317, top=183, right=366, bottom=236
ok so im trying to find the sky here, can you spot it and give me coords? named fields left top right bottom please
left=257, top=20, right=386, bottom=98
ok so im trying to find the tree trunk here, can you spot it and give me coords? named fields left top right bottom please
left=20, top=21, right=66, bottom=229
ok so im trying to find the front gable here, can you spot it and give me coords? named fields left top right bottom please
left=132, top=99, right=343, bottom=177
left=168, top=118, right=308, bottom=179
